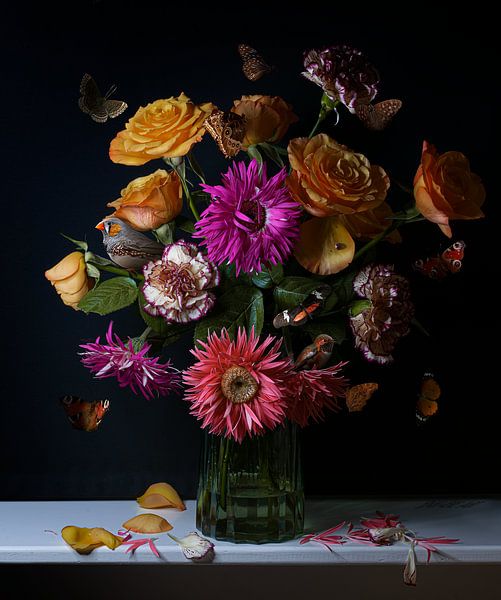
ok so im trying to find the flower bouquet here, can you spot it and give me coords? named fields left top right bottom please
left=45, top=43, right=485, bottom=543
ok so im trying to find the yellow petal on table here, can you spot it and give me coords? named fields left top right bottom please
left=61, top=526, right=123, bottom=555
left=137, top=482, right=186, bottom=510
left=122, top=513, right=173, bottom=534
left=294, top=216, right=355, bottom=275
left=45, top=252, right=83, bottom=282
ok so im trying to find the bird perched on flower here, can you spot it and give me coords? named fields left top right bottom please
left=96, top=217, right=164, bottom=270
left=295, top=334, right=335, bottom=371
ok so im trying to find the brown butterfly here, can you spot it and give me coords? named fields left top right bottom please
left=60, top=395, right=110, bottom=432
left=345, top=383, right=379, bottom=412
left=238, top=44, right=273, bottom=81
left=204, top=110, right=247, bottom=159
left=78, top=73, right=127, bottom=123
left=355, top=99, right=402, bottom=131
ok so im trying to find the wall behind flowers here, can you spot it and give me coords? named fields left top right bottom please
left=1, top=1, right=498, bottom=499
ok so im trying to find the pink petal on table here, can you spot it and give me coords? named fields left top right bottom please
left=148, top=538, right=160, bottom=558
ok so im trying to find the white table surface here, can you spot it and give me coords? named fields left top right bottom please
left=1, top=498, right=500, bottom=565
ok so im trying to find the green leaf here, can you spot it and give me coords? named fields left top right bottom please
left=138, top=292, right=191, bottom=344
left=61, top=233, right=88, bottom=251
left=85, top=262, right=100, bottom=282
left=138, top=293, right=168, bottom=335
left=258, top=143, right=285, bottom=168
left=303, top=317, right=347, bottom=345
left=78, top=277, right=138, bottom=315
left=322, top=290, right=338, bottom=313
left=330, top=270, right=356, bottom=306
left=194, top=286, right=264, bottom=346
left=218, top=262, right=252, bottom=286
left=84, top=252, right=117, bottom=268
left=162, top=324, right=189, bottom=347
left=153, top=222, right=175, bottom=245
left=251, top=264, right=284, bottom=289
left=273, top=276, right=319, bottom=311
left=175, top=216, right=195, bottom=234
left=349, top=299, right=371, bottom=317
left=247, top=145, right=264, bottom=165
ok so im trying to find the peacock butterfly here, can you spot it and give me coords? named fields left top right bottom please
left=414, top=241, right=465, bottom=280
left=60, top=395, right=110, bottom=432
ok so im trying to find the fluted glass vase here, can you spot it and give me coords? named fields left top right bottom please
left=196, top=421, right=304, bottom=543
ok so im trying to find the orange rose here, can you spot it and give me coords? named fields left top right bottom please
left=109, top=93, right=215, bottom=166
left=340, top=202, right=402, bottom=244
left=231, top=95, right=298, bottom=147
left=106, top=169, right=182, bottom=231
left=287, top=134, right=389, bottom=217
left=413, top=141, right=485, bottom=237
left=45, top=252, right=94, bottom=310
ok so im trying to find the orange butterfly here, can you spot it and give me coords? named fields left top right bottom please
left=416, top=373, right=440, bottom=425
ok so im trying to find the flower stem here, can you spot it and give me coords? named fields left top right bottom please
left=165, top=158, right=201, bottom=222
left=187, top=150, right=207, bottom=185
left=218, top=437, right=231, bottom=512
left=89, top=261, right=144, bottom=281
left=308, top=113, right=325, bottom=138
left=353, top=222, right=400, bottom=262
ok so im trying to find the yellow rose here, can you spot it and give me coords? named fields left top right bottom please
left=109, top=93, right=215, bottom=166
left=45, top=252, right=94, bottom=310
left=287, top=134, right=389, bottom=217
left=106, top=169, right=182, bottom=231
left=231, top=95, right=298, bottom=147
left=413, top=141, right=485, bottom=237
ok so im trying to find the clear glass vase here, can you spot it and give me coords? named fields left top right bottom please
left=196, top=421, right=304, bottom=543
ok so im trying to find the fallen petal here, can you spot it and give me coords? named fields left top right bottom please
left=61, top=526, right=123, bottom=555
left=403, top=542, right=417, bottom=586
left=122, top=514, right=173, bottom=534
left=136, top=482, right=186, bottom=510
left=169, top=531, right=215, bottom=562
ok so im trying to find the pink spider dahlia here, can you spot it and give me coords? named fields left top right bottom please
left=195, top=159, right=302, bottom=276
left=80, top=322, right=181, bottom=400
left=183, top=327, right=293, bottom=442
left=284, top=363, right=349, bottom=427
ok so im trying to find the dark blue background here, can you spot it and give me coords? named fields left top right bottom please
left=1, top=2, right=498, bottom=499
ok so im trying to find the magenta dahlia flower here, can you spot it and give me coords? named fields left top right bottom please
left=142, top=241, right=219, bottom=324
left=80, top=322, right=181, bottom=400
left=183, top=327, right=293, bottom=442
left=284, top=363, right=349, bottom=427
left=195, top=160, right=302, bottom=276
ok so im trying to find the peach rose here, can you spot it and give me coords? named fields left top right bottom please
left=413, top=141, right=485, bottom=237
left=287, top=134, right=389, bottom=217
left=340, top=202, right=401, bottom=244
left=106, top=169, right=182, bottom=231
left=45, top=252, right=94, bottom=310
left=109, top=93, right=215, bottom=166
left=231, top=95, right=298, bottom=147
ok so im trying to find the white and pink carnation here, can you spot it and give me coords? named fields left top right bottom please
left=142, top=241, right=219, bottom=324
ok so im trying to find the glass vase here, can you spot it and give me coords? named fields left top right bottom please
left=196, top=421, right=304, bottom=543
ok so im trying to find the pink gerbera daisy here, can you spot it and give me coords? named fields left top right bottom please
left=195, top=159, right=302, bottom=276
left=284, top=363, right=349, bottom=427
left=183, top=327, right=293, bottom=442
left=80, top=322, right=181, bottom=400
